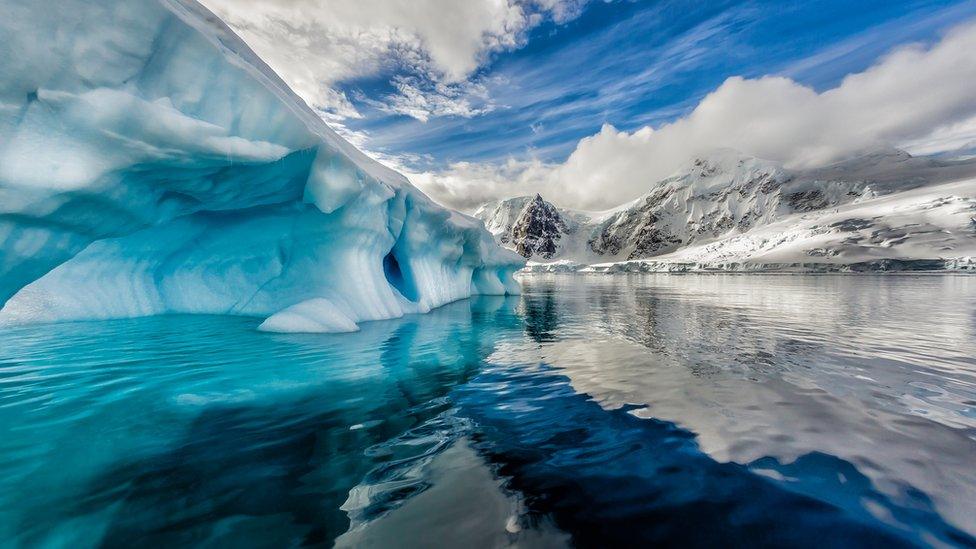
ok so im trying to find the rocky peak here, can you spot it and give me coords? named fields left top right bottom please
left=511, top=194, right=568, bottom=259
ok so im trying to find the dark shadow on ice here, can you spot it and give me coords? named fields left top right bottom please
left=383, top=250, right=420, bottom=303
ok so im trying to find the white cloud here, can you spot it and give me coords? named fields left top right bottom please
left=900, top=114, right=976, bottom=157
left=200, top=0, right=585, bottom=120
left=406, top=158, right=558, bottom=211
left=369, top=76, right=495, bottom=123
left=410, top=20, right=976, bottom=211
left=533, top=0, right=591, bottom=23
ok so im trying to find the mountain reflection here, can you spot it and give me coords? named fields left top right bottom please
left=1, top=276, right=974, bottom=546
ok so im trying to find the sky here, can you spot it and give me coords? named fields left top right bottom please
left=202, top=0, right=976, bottom=211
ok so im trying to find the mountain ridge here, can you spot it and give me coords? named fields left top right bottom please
left=474, top=149, right=976, bottom=270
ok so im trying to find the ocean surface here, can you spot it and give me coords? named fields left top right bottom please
left=1, top=274, right=975, bottom=547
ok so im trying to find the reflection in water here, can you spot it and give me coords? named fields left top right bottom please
left=520, top=287, right=561, bottom=343
left=456, top=363, right=972, bottom=547
left=507, top=274, right=976, bottom=545
left=0, top=298, right=520, bottom=547
left=0, top=275, right=974, bottom=546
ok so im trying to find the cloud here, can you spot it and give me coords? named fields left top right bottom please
left=367, top=76, right=495, bottom=123
left=899, top=114, right=976, bottom=158
left=410, top=20, right=976, bottom=211
left=406, top=158, right=557, bottom=212
left=200, top=0, right=587, bottom=120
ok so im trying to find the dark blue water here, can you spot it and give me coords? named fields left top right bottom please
left=1, top=274, right=975, bottom=547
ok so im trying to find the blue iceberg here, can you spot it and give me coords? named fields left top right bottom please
left=0, top=0, right=522, bottom=332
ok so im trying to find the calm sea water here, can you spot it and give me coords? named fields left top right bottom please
left=1, top=274, right=975, bottom=547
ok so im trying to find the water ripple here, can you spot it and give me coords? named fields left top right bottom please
left=0, top=275, right=974, bottom=546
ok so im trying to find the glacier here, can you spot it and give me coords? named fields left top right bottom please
left=0, top=0, right=522, bottom=331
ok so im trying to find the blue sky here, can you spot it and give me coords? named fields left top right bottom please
left=334, top=0, right=976, bottom=171
left=207, top=0, right=976, bottom=209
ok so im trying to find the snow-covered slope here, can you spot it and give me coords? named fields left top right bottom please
left=475, top=196, right=536, bottom=244
left=475, top=149, right=976, bottom=272
left=0, top=0, right=522, bottom=331
left=586, top=179, right=976, bottom=273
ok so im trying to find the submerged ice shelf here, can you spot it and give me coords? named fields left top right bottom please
left=0, top=0, right=522, bottom=332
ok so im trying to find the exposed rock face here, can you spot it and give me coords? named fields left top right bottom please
left=474, top=149, right=976, bottom=266
left=587, top=155, right=793, bottom=259
left=511, top=195, right=569, bottom=259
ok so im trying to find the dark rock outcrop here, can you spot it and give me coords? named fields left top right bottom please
left=511, top=194, right=569, bottom=259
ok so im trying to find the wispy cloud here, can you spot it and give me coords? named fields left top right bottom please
left=201, top=0, right=976, bottom=214
left=778, top=1, right=976, bottom=88
left=348, top=2, right=757, bottom=167
left=361, top=76, right=496, bottom=123
left=410, top=19, right=976, bottom=211
left=200, top=0, right=590, bottom=119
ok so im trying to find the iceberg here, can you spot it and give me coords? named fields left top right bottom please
left=0, top=0, right=522, bottom=332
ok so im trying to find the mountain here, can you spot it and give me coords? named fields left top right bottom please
left=0, top=0, right=522, bottom=332
left=475, top=194, right=580, bottom=259
left=474, top=149, right=976, bottom=271
left=475, top=196, right=535, bottom=246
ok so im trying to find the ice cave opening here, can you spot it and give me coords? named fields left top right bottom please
left=383, top=250, right=419, bottom=303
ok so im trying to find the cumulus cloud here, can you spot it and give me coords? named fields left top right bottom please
left=406, top=158, right=558, bottom=211
left=411, top=20, right=976, bottom=211
left=200, top=0, right=585, bottom=120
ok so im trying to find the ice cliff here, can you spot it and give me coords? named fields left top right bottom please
left=0, top=0, right=522, bottom=331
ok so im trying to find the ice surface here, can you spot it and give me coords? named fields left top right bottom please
left=0, top=0, right=522, bottom=331
left=258, top=298, right=360, bottom=334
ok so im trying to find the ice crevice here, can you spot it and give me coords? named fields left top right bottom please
left=0, top=0, right=523, bottom=332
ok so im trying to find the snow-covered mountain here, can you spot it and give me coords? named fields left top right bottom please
left=475, top=194, right=583, bottom=259
left=0, top=0, right=522, bottom=332
left=474, top=149, right=976, bottom=271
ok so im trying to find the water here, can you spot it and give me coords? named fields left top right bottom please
left=1, top=274, right=975, bottom=547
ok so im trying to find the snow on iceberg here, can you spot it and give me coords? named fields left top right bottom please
left=0, top=0, right=522, bottom=332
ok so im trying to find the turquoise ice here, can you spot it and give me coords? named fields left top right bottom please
left=0, top=0, right=522, bottom=331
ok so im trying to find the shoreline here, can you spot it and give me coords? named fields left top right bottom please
left=519, top=257, right=976, bottom=275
